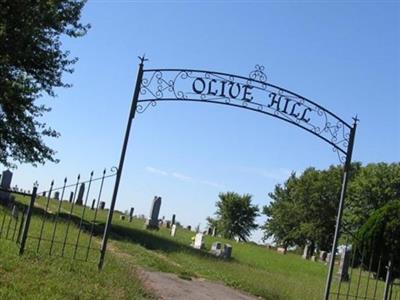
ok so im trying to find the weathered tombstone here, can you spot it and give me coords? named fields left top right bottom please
left=192, top=233, right=204, bottom=249
left=171, top=214, right=176, bottom=225
left=68, top=191, right=74, bottom=203
left=0, top=170, right=12, bottom=204
left=223, top=244, right=232, bottom=259
left=75, top=183, right=85, bottom=205
left=326, top=252, right=332, bottom=265
left=311, top=255, right=317, bottom=262
left=120, top=215, right=125, bottom=221
left=0, top=170, right=12, bottom=190
left=42, top=191, right=46, bottom=197
left=302, top=244, right=311, bottom=259
left=277, top=247, right=287, bottom=254
left=91, top=199, right=96, bottom=210
left=99, top=201, right=106, bottom=210
left=337, top=249, right=351, bottom=281
left=54, top=191, right=60, bottom=200
left=170, top=224, right=177, bottom=237
left=187, top=225, right=192, bottom=231
left=129, top=207, right=134, bottom=222
left=166, top=220, right=171, bottom=228
left=210, top=241, right=222, bottom=256
left=320, top=251, right=328, bottom=262
left=145, top=196, right=162, bottom=230
left=212, top=227, right=217, bottom=237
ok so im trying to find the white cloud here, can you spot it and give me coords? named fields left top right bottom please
left=145, top=166, right=168, bottom=176
left=172, top=172, right=193, bottom=182
left=240, top=167, right=293, bottom=182
left=199, top=180, right=225, bottom=189
left=146, top=167, right=224, bottom=189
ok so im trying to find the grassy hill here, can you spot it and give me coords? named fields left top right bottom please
left=0, top=194, right=395, bottom=299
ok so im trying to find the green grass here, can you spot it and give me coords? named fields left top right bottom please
left=0, top=202, right=153, bottom=300
left=1, top=194, right=398, bottom=300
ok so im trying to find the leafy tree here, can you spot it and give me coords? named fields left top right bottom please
left=345, top=162, right=400, bottom=233
left=0, top=0, right=89, bottom=167
left=263, top=166, right=347, bottom=252
left=355, top=200, right=400, bottom=279
left=262, top=173, right=303, bottom=249
left=209, top=192, right=259, bottom=242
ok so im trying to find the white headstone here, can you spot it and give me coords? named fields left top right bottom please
left=302, top=244, right=310, bottom=259
left=171, top=224, right=177, bottom=237
left=193, top=233, right=204, bottom=249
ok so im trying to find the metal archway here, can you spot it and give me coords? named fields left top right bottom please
left=99, top=56, right=358, bottom=300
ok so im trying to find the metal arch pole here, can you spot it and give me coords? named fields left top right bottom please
left=323, top=119, right=357, bottom=300
left=98, top=57, right=145, bottom=270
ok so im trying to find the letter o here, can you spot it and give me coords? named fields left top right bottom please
left=192, top=78, right=206, bottom=94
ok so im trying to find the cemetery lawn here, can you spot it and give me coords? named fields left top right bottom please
left=2, top=195, right=394, bottom=299
left=0, top=203, right=154, bottom=300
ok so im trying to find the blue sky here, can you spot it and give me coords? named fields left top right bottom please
left=7, top=1, right=400, bottom=242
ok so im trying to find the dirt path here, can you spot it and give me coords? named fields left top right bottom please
left=139, top=269, right=260, bottom=300
left=108, top=242, right=260, bottom=300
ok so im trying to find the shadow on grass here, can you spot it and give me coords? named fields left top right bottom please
left=108, top=223, right=227, bottom=261
left=3, top=199, right=232, bottom=262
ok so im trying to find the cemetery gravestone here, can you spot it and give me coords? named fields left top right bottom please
left=223, top=244, right=232, bottom=259
left=277, top=247, right=287, bottom=254
left=171, top=224, right=177, bottom=237
left=54, top=191, right=60, bottom=200
left=187, top=225, right=191, bottom=231
left=76, top=183, right=85, bottom=205
left=210, top=242, right=222, bottom=256
left=193, top=233, right=204, bottom=249
left=99, top=201, right=106, bottom=210
left=129, top=207, right=134, bottom=222
left=326, top=252, right=332, bottom=265
left=212, top=227, right=216, bottom=237
left=320, top=251, right=327, bottom=262
left=69, top=191, right=74, bottom=203
left=0, top=170, right=13, bottom=204
left=0, top=170, right=12, bottom=190
left=120, top=215, right=125, bottom=221
left=337, top=249, right=351, bottom=281
left=91, top=199, right=96, bottom=210
left=171, top=214, right=176, bottom=225
left=302, top=244, right=311, bottom=259
left=145, top=196, right=161, bottom=230
left=42, top=191, right=46, bottom=197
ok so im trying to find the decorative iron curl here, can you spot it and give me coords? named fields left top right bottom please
left=249, top=64, right=267, bottom=83
left=136, top=101, right=157, bottom=114
left=110, top=166, right=118, bottom=174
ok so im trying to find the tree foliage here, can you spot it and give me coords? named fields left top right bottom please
left=0, top=0, right=89, bottom=167
left=208, top=192, right=259, bottom=242
left=263, top=165, right=356, bottom=251
left=355, top=200, right=400, bottom=279
left=345, top=162, right=400, bottom=232
left=263, top=162, right=399, bottom=258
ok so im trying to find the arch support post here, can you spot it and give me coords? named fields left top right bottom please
left=323, top=118, right=358, bottom=299
left=98, top=56, right=146, bottom=270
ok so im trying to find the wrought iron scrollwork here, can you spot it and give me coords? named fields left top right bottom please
left=137, top=67, right=352, bottom=160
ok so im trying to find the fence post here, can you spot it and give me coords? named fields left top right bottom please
left=19, top=185, right=37, bottom=255
left=383, top=260, right=392, bottom=300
